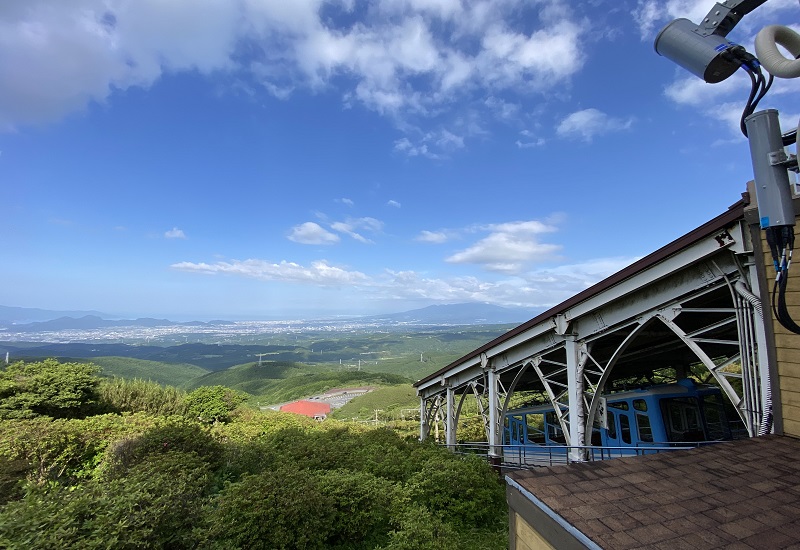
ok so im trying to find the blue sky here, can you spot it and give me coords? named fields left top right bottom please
left=1, top=0, right=797, bottom=320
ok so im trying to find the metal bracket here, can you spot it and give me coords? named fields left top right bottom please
left=769, top=151, right=799, bottom=173
left=698, top=0, right=767, bottom=37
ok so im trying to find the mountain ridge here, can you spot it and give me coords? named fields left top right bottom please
left=0, top=302, right=537, bottom=329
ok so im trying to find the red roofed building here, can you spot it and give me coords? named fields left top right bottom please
left=280, top=400, right=331, bottom=420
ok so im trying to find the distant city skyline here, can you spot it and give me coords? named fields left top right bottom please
left=1, top=1, right=797, bottom=319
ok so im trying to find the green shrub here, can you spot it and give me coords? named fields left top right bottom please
left=406, top=455, right=506, bottom=530
left=0, top=359, right=101, bottom=420
left=185, top=386, right=247, bottom=423
left=102, top=418, right=223, bottom=478
left=0, top=414, right=158, bottom=485
left=0, top=451, right=211, bottom=549
left=98, top=378, right=187, bottom=416
left=204, top=467, right=335, bottom=549
left=315, top=469, right=403, bottom=549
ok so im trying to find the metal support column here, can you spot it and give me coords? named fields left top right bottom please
left=446, top=385, right=456, bottom=447
left=419, top=397, right=427, bottom=441
left=565, top=336, right=585, bottom=462
left=487, top=365, right=501, bottom=459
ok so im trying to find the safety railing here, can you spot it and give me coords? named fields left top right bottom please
left=442, top=440, right=721, bottom=469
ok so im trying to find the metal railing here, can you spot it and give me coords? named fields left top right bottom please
left=443, top=440, right=721, bottom=468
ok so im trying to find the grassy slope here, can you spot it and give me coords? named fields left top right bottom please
left=330, top=384, right=418, bottom=420
left=187, top=361, right=413, bottom=405
left=85, top=356, right=209, bottom=388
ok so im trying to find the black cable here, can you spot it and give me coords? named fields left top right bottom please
left=767, top=225, right=800, bottom=335
left=739, top=65, right=760, bottom=137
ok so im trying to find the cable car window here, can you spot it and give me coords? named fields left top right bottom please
left=608, top=401, right=629, bottom=411
left=633, top=399, right=648, bottom=412
left=636, top=413, right=653, bottom=442
left=547, top=423, right=566, bottom=444
left=701, top=394, right=730, bottom=440
left=660, top=397, right=704, bottom=442
left=619, top=414, right=631, bottom=444
left=607, top=411, right=617, bottom=439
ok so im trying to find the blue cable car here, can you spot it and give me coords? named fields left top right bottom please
left=504, top=379, right=733, bottom=456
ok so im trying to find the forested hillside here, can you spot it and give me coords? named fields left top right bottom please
left=0, top=359, right=507, bottom=549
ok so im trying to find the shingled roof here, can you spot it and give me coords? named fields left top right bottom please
left=506, top=435, right=800, bottom=549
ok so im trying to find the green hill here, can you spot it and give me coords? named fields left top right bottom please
left=330, top=384, right=418, bottom=421
left=187, top=361, right=412, bottom=405
left=86, top=356, right=209, bottom=387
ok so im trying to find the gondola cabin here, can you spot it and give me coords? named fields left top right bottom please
left=504, top=379, right=733, bottom=454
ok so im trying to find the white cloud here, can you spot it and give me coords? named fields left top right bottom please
left=378, top=255, right=638, bottom=307
left=394, top=137, right=440, bottom=159
left=387, top=199, right=401, bottom=208
left=336, top=198, right=354, bottom=206
left=446, top=220, right=561, bottom=273
left=415, top=230, right=449, bottom=243
left=287, top=222, right=340, bottom=245
left=394, top=128, right=465, bottom=159
left=663, top=73, right=744, bottom=107
left=556, top=108, right=633, bottom=142
left=0, top=0, right=590, bottom=133
left=170, top=248, right=639, bottom=311
left=165, top=227, right=186, bottom=239
left=330, top=217, right=383, bottom=243
left=516, top=138, right=545, bottom=149
left=171, top=258, right=368, bottom=286
left=0, top=0, right=239, bottom=129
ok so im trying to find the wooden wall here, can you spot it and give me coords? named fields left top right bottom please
left=761, top=223, right=800, bottom=437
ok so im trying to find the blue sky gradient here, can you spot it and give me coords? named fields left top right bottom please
left=1, top=0, right=797, bottom=320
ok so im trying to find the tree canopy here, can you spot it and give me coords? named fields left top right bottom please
left=0, top=359, right=100, bottom=420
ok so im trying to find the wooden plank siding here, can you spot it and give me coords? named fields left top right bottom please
left=513, top=513, right=555, bottom=550
left=762, top=223, right=800, bottom=438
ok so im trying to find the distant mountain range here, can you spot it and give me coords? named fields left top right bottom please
left=3, top=315, right=234, bottom=333
left=365, top=303, right=537, bottom=325
left=0, top=302, right=538, bottom=331
left=0, top=305, right=110, bottom=324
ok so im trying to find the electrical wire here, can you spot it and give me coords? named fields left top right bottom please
left=738, top=57, right=773, bottom=138
left=767, top=225, right=800, bottom=335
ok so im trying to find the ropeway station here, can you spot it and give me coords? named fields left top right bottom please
left=414, top=195, right=773, bottom=464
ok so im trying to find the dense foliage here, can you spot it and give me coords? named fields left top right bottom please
left=0, top=359, right=100, bottom=420
left=0, top=359, right=508, bottom=549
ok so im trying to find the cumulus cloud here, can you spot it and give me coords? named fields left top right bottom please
left=663, top=74, right=744, bottom=107
left=387, top=200, right=401, bottom=208
left=336, top=198, right=354, bottom=206
left=376, top=255, right=639, bottom=307
left=516, top=138, right=545, bottom=149
left=446, top=220, right=561, bottom=273
left=0, top=0, right=239, bottom=129
left=556, top=108, right=633, bottom=142
left=415, top=230, right=450, bottom=243
left=171, top=259, right=368, bottom=286
left=0, top=0, right=590, bottom=133
left=171, top=253, right=639, bottom=309
left=287, top=222, right=340, bottom=245
left=394, top=128, right=465, bottom=159
left=330, top=217, right=383, bottom=243
left=165, top=227, right=187, bottom=239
